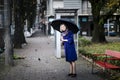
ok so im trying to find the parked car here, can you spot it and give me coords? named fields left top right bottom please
left=105, top=31, right=117, bottom=36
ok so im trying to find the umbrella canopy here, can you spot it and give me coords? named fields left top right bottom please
left=51, top=19, right=79, bottom=34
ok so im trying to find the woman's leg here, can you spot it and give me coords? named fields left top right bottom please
left=69, top=62, right=73, bottom=74
left=71, top=61, right=76, bottom=74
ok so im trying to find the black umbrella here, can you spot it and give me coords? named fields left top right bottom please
left=51, top=19, right=79, bottom=34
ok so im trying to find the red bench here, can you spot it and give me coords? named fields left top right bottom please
left=92, top=50, right=120, bottom=73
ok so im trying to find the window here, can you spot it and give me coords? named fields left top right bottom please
left=82, top=17, right=87, bottom=22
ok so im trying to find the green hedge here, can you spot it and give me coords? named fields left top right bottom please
left=79, top=37, right=120, bottom=55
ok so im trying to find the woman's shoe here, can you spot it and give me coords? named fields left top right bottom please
left=68, top=73, right=73, bottom=76
left=71, top=74, right=77, bottom=77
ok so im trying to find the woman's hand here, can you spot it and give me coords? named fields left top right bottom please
left=60, top=36, right=64, bottom=41
left=61, top=36, right=68, bottom=42
left=63, top=39, right=68, bottom=42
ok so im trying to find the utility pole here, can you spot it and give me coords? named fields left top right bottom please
left=107, top=19, right=110, bottom=37
left=4, top=0, right=14, bottom=66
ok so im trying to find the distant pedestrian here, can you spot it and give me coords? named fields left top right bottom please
left=60, top=24, right=77, bottom=77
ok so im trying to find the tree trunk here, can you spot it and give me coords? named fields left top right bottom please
left=91, top=21, right=107, bottom=43
left=14, top=17, right=26, bottom=48
left=14, top=18, right=23, bottom=48
left=4, top=27, right=14, bottom=66
left=4, top=0, right=14, bottom=66
left=0, top=29, right=5, bottom=53
left=13, top=0, right=26, bottom=48
left=91, top=3, right=107, bottom=43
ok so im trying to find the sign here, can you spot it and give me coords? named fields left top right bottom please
left=55, top=9, right=78, bottom=13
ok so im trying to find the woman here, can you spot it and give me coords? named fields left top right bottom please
left=60, top=24, right=77, bottom=77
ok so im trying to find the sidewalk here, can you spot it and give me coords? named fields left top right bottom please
left=0, top=31, right=102, bottom=80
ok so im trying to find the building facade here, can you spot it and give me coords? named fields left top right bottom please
left=46, top=0, right=93, bottom=36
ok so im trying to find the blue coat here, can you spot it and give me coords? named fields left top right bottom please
left=63, top=31, right=77, bottom=62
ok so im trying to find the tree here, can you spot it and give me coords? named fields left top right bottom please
left=0, top=0, right=5, bottom=53
left=0, top=29, right=5, bottom=53
left=40, top=0, right=46, bottom=18
left=25, top=0, right=37, bottom=32
left=13, top=0, right=37, bottom=48
left=13, top=0, right=26, bottom=48
left=4, top=0, right=14, bottom=66
left=89, top=0, right=120, bottom=43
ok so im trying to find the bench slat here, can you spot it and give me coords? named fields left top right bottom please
left=105, top=58, right=120, bottom=60
left=106, top=50, right=120, bottom=59
left=95, top=61, right=120, bottom=69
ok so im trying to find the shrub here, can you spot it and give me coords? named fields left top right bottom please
left=78, top=36, right=92, bottom=47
